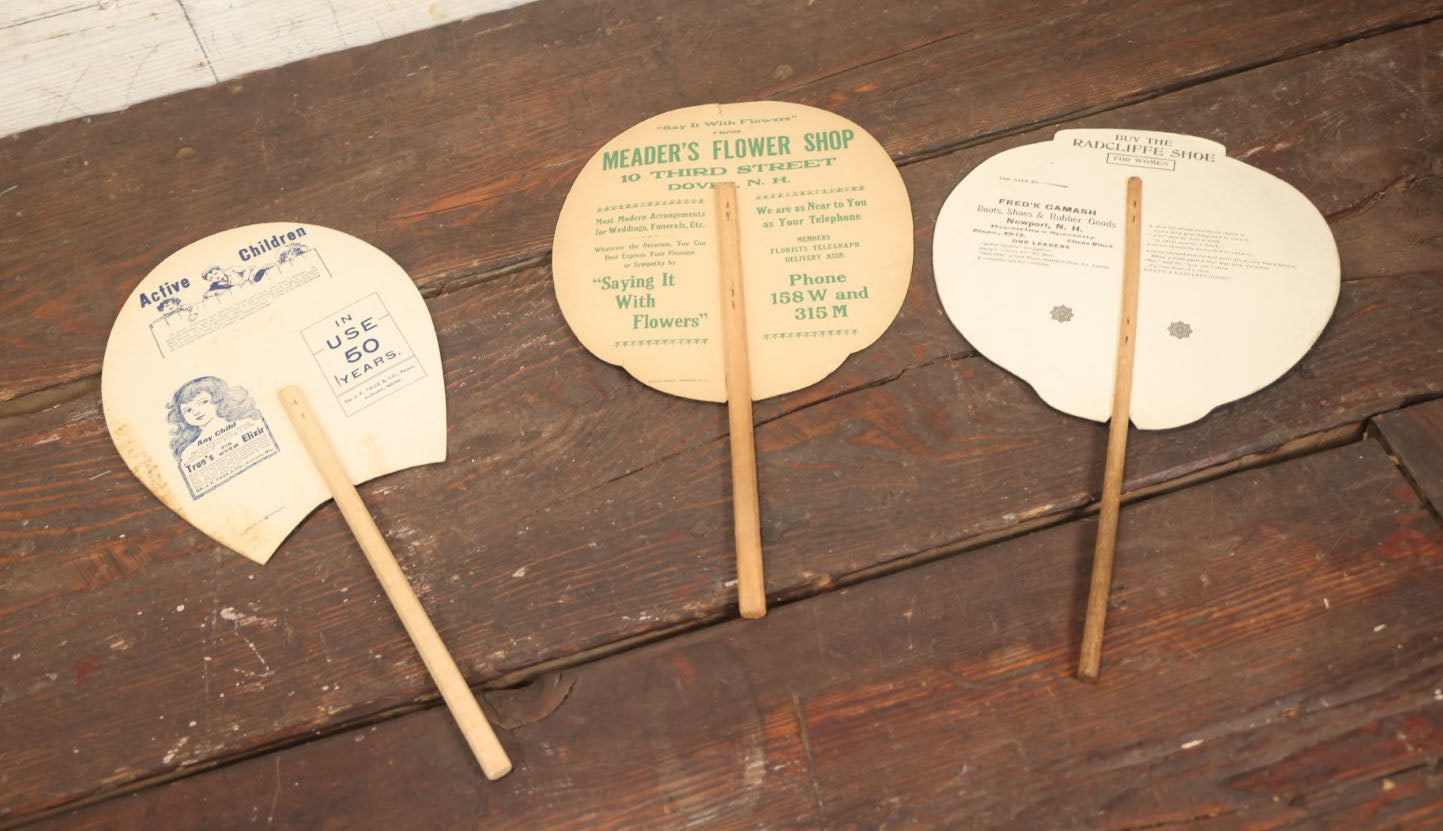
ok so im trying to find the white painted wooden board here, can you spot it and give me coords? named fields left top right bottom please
left=0, top=0, right=534, bottom=140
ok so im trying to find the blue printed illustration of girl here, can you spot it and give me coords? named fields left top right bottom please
left=166, top=376, right=264, bottom=463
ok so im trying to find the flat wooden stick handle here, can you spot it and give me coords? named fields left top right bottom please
left=1078, top=176, right=1143, bottom=683
left=278, top=385, right=513, bottom=779
left=715, top=182, right=766, bottom=619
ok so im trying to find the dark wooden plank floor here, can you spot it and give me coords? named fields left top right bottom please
left=1, top=0, right=1441, bottom=827
left=35, top=442, right=1443, bottom=829
left=1377, top=399, right=1443, bottom=517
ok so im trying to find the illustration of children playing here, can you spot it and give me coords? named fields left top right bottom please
left=201, top=265, right=257, bottom=300
left=276, top=243, right=312, bottom=264
left=154, top=296, right=197, bottom=324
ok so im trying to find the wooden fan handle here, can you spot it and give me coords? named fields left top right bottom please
left=715, top=182, right=766, bottom=619
left=278, top=385, right=512, bottom=779
left=1078, top=176, right=1143, bottom=683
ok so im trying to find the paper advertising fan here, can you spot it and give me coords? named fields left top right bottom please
left=933, top=129, right=1340, bottom=679
left=553, top=101, right=913, bottom=617
left=102, top=223, right=511, bottom=778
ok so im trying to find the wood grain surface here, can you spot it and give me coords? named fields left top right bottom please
left=1376, top=399, right=1443, bottom=517
left=2, top=0, right=1441, bottom=826
left=0, top=0, right=535, bottom=139
left=1, top=0, right=1439, bottom=404
left=35, top=441, right=1443, bottom=829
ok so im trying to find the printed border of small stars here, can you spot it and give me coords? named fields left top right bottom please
left=763, top=328, right=859, bottom=340
left=596, top=197, right=704, bottom=212
left=613, top=337, right=710, bottom=348
left=753, top=185, right=865, bottom=201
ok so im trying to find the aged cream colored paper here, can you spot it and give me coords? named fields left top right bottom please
left=934, top=129, right=1339, bottom=429
left=553, top=101, right=913, bottom=401
left=102, top=223, right=445, bottom=563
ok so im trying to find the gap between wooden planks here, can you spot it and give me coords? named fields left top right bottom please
left=1374, top=397, right=1443, bottom=521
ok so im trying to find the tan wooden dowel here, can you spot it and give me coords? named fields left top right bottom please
left=715, top=182, right=766, bottom=619
left=278, top=385, right=513, bottom=779
left=1078, top=176, right=1143, bottom=683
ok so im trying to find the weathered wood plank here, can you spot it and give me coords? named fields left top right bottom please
left=1376, top=398, right=1443, bottom=516
left=0, top=0, right=540, bottom=139
left=1, top=0, right=1439, bottom=403
left=0, top=0, right=215, bottom=140
left=1174, top=762, right=1443, bottom=831
left=3, top=25, right=1443, bottom=819
left=35, top=441, right=1443, bottom=829
left=1, top=267, right=1439, bottom=820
